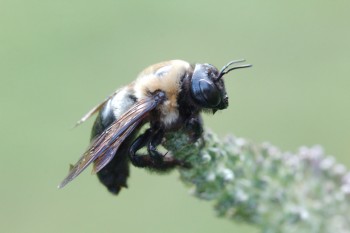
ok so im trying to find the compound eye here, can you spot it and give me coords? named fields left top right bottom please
left=199, top=79, right=221, bottom=107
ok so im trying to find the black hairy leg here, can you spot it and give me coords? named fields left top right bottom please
left=185, top=115, right=204, bottom=142
left=147, top=128, right=165, bottom=162
left=129, top=128, right=185, bottom=171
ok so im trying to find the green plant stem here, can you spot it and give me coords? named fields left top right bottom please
left=163, top=129, right=350, bottom=233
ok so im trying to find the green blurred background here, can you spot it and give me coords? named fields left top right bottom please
left=1, top=1, right=349, bottom=232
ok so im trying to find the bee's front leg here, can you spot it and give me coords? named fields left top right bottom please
left=185, top=115, right=203, bottom=142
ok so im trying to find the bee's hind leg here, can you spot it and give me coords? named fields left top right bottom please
left=129, top=128, right=184, bottom=171
left=128, top=128, right=152, bottom=168
left=147, top=128, right=165, bottom=162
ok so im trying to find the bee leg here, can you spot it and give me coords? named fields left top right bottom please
left=128, top=129, right=153, bottom=168
left=129, top=128, right=186, bottom=170
left=147, top=129, right=190, bottom=170
left=185, top=115, right=204, bottom=142
left=147, top=128, right=165, bottom=162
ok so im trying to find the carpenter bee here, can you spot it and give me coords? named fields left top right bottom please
left=58, top=59, right=251, bottom=194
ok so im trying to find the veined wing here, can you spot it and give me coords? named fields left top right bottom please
left=58, top=92, right=165, bottom=189
left=73, top=91, right=119, bottom=128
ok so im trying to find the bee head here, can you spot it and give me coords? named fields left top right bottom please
left=190, top=60, right=252, bottom=112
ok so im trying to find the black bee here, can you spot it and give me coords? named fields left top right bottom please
left=58, top=59, right=251, bottom=194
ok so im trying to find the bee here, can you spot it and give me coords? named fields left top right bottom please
left=58, top=59, right=251, bottom=194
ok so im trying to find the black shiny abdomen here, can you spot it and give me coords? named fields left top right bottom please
left=91, top=98, right=137, bottom=195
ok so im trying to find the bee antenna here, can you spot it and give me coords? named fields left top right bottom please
left=217, top=59, right=252, bottom=81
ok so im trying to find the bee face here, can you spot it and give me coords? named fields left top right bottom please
left=190, top=64, right=228, bottom=110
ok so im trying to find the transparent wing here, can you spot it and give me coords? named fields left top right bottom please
left=92, top=120, right=139, bottom=173
left=58, top=95, right=163, bottom=189
left=73, top=91, right=119, bottom=128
